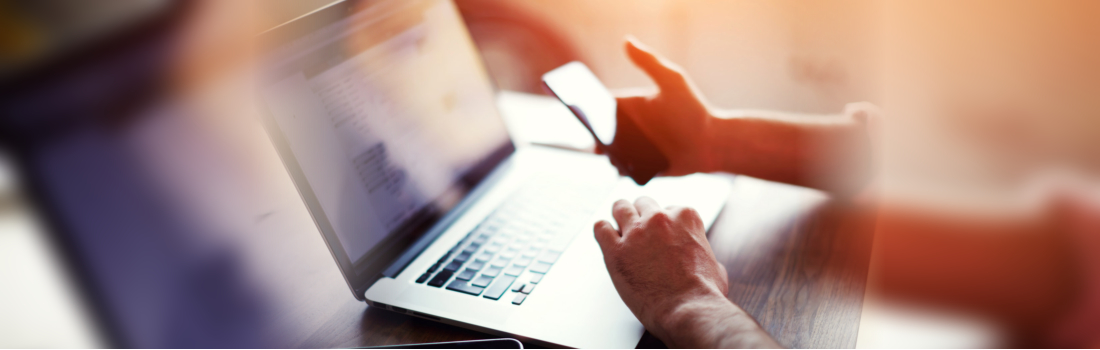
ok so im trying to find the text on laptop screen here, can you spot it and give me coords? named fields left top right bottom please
left=260, top=0, right=510, bottom=265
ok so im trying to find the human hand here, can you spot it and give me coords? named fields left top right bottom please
left=611, top=37, right=717, bottom=176
left=593, top=197, right=730, bottom=339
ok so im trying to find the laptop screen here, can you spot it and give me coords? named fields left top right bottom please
left=259, top=0, right=511, bottom=271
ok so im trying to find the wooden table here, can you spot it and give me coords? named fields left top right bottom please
left=259, top=175, right=874, bottom=348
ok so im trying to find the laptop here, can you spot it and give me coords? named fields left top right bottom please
left=256, top=0, right=731, bottom=347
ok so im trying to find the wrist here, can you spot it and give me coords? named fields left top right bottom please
left=654, top=290, right=779, bottom=348
left=700, top=110, right=723, bottom=173
left=651, top=288, right=730, bottom=342
left=702, top=111, right=734, bottom=174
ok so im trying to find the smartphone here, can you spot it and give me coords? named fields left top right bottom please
left=541, top=61, right=669, bottom=185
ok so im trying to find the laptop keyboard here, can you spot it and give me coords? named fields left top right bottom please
left=415, top=175, right=610, bottom=305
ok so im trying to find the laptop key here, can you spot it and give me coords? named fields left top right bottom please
left=548, top=232, right=576, bottom=252
left=513, top=258, right=532, bottom=267
left=490, top=258, right=510, bottom=267
left=466, top=261, right=485, bottom=271
left=503, top=265, right=524, bottom=276
left=456, top=268, right=476, bottom=281
left=475, top=253, right=493, bottom=262
left=471, top=275, right=494, bottom=288
left=538, top=250, right=561, bottom=263
left=484, top=244, right=502, bottom=254
left=483, top=275, right=517, bottom=300
left=529, top=273, right=543, bottom=284
left=427, top=262, right=440, bottom=273
left=446, top=280, right=484, bottom=296
left=521, top=283, right=535, bottom=294
left=454, top=252, right=472, bottom=263
left=521, top=249, right=538, bottom=259
left=511, top=283, right=525, bottom=293
left=416, top=273, right=430, bottom=284
left=427, top=270, right=452, bottom=287
left=482, top=266, right=502, bottom=277
left=443, top=261, right=463, bottom=272
left=529, top=261, right=551, bottom=274
left=511, top=293, right=527, bottom=305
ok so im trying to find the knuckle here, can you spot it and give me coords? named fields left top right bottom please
left=680, top=206, right=702, bottom=221
left=649, top=211, right=672, bottom=225
left=624, top=222, right=644, bottom=234
left=673, top=206, right=702, bottom=222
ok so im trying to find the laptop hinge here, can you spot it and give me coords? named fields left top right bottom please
left=377, top=154, right=516, bottom=280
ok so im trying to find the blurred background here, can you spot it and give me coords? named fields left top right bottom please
left=0, top=0, right=1096, bottom=347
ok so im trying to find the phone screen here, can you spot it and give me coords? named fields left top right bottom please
left=542, top=61, right=670, bottom=185
left=541, top=62, right=617, bottom=145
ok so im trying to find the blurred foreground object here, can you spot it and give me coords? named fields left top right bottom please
left=0, top=0, right=171, bottom=82
left=0, top=152, right=102, bottom=348
left=0, top=0, right=283, bottom=347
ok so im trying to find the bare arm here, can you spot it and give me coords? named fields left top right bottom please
left=612, top=38, right=875, bottom=195
left=659, top=295, right=781, bottom=348
left=595, top=37, right=879, bottom=349
left=604, top=37, right=1099, bottom=348
left=706, top=107, right=874, bottom=195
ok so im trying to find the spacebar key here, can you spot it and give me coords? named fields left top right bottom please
left=482, top=275, right=516, bottom=300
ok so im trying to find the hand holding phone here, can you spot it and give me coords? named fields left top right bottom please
left=542, top=62, right=669, bottom=185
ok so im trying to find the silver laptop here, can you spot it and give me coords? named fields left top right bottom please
left=257, top=0, right=731, bottom=347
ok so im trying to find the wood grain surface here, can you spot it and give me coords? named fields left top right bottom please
left=266, top=175, right=874, bottom=348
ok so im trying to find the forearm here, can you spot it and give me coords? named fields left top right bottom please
left=706, top=109, right=873, bottom=195
left=654, top=293, right=781, bottom=348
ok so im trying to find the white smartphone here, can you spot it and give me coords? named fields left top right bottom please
left=542, top=61, right=669, bottom=185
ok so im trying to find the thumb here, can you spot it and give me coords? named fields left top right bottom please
left=624, top=36, right=689, bottom=93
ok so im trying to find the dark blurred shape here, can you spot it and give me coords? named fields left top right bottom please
left=0, top=1, right=272, bottom=347
left=0, top=0, right=170, bottom=82
left=454, top=0, right=581, bottom=94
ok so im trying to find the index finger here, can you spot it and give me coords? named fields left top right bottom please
left=633, top=196, right=661, bottom=217
left=624, top=36, right=689, bottom=93
left=611, top=199, right=639, bottom=229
